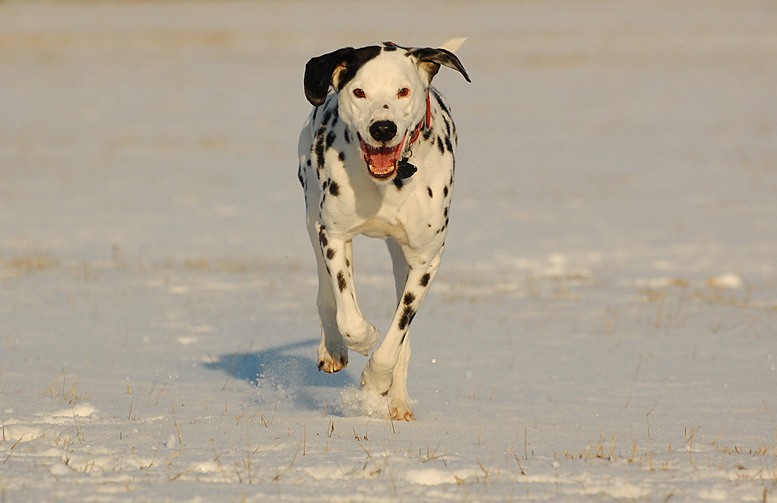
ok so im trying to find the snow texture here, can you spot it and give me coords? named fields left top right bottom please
left=1, top=1, right=776, bottom=501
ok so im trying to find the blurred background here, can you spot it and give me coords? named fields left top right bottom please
left=2, top=0, right=775, bottom=279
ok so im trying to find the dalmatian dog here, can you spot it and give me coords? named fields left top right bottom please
left=297, top=40, right=470, bottom=421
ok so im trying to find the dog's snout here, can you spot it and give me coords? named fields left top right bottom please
left=369, top=121, right=397, bottom=143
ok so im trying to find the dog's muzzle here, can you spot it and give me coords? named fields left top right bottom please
left=358, top=121, right=406, bottom=180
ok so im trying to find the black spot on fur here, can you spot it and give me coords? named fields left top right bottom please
left=427, top=187, right=433, bottom=198
left=325, top=131, right=336, bottom=149
left=400, top=333, right=407, bottom=345
left=398, top=306, right=416, bottom=330
left=403, top=292, right=415, bottom=305
left=337, top=271, right=347, bottom=292
left=338, top=151, right=346, bottom=162
left=444, top=135, right=453, bottom=154
left=383, top=44, right=398, bottom=52
left=314, top=137, right=326, bottom=169
left=433, top=88, right=450, bottom=116
left=345, top=258, right=351, bottom=268
left=343, top=128, right=351, bottom=144
left=442, top=115, right=451, bottom=136
left=330, top=46, right=382, bottom=92
left=318, top=227, right=328, bottom=247
left=436, top=137, right=445, bottom=154
left=443, top=185, right=449, bottom=198
left=393, top=177, right=404, bottom=190
left=444, top=207, right=448, bottom=218
left=329, top=180, right=340, bottom=196
left=326, top=248, right=335, bottom=260
left=321, top=107, right=334, bottom=127
left=420, top=273, right=431, bottom=287
left=423, top=125, right=434, bottom=141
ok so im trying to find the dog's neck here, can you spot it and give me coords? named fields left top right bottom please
left=406, top=92, right=431, bottom=148
left=397, top=92, right=431, bottom=179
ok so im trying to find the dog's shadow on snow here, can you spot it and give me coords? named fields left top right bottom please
left=203, top=339, right=358, bottom=413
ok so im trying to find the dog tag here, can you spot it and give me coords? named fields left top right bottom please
left=397, top=158, right=417, bottom=179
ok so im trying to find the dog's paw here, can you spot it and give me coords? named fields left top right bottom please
left=343, top=323, right=380, bottom=356
left=389, top=401, right=415, bottom=422
left=360, top=360, right=393, bottom=396
left=317, top=341, right=348, bottom=373
left=318, top=354, right=347, bottom=373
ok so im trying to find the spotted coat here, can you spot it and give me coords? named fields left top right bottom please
left=297, top=41, right=469, bottom=421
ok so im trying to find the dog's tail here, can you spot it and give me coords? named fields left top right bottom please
left=440, top=37, right=467, bottom=54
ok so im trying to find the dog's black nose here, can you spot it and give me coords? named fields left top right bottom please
left=369, top=121, right=397, bottom=142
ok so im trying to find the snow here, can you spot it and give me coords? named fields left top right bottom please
left=1, top=0, right=776, bottom=501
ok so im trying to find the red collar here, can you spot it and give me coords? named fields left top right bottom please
left=395, top=92, right=430, bottom=179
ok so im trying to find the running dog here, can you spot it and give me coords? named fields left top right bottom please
left=298, top=40, right=470, bottom=420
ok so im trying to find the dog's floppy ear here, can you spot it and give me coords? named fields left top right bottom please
left=408, top=47, right=471, bottom=84
left=304, top=46, right=382, bottom=106
left=304, top=47, right=354, bottom=106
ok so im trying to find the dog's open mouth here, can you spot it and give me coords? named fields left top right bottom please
left=358, top=134, right=405, bottom=179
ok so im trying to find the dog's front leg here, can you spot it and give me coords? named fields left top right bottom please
left=311, top=230, right=348, bottom=373
left=315, top=222, right=380, bottom=357
left=361, top=244, right=445, bottom=419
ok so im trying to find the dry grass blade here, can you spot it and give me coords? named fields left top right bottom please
left=763, top=400, right=774, bottom=423
left=210, top=439, right=229, bottom=483
left=3, top=436, right=24, bottom=464
left=514, top=454, right=526, bottom=475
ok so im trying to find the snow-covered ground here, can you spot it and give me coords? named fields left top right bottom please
left=2, top=1, right=776, bottom=501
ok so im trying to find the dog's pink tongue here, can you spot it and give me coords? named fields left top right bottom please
left=369, top=147, right=396, bottom=176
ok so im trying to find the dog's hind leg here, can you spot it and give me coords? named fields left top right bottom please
left=389, top=336, right=413, bottom=420
left=384, top=238, right=414, bottom=420
left=362, top=242, right=445, bottom=415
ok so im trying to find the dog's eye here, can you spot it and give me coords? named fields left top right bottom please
left=398, top=87, right=411, bottom=98
left=352, top=88, right=366, bottom=99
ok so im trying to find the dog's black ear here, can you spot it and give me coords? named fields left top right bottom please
left=408, top=47, right=471, bottom=84
left=304, top=46, right=382, bottom=106
left=304, top=47, right=354, bottom=106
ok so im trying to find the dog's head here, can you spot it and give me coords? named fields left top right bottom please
left=304, top=42, right=470, bottom=181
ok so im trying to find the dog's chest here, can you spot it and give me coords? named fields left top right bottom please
left=324, top=172, right=439, bottom=242
left=309, top=96, right=454, bottom=247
